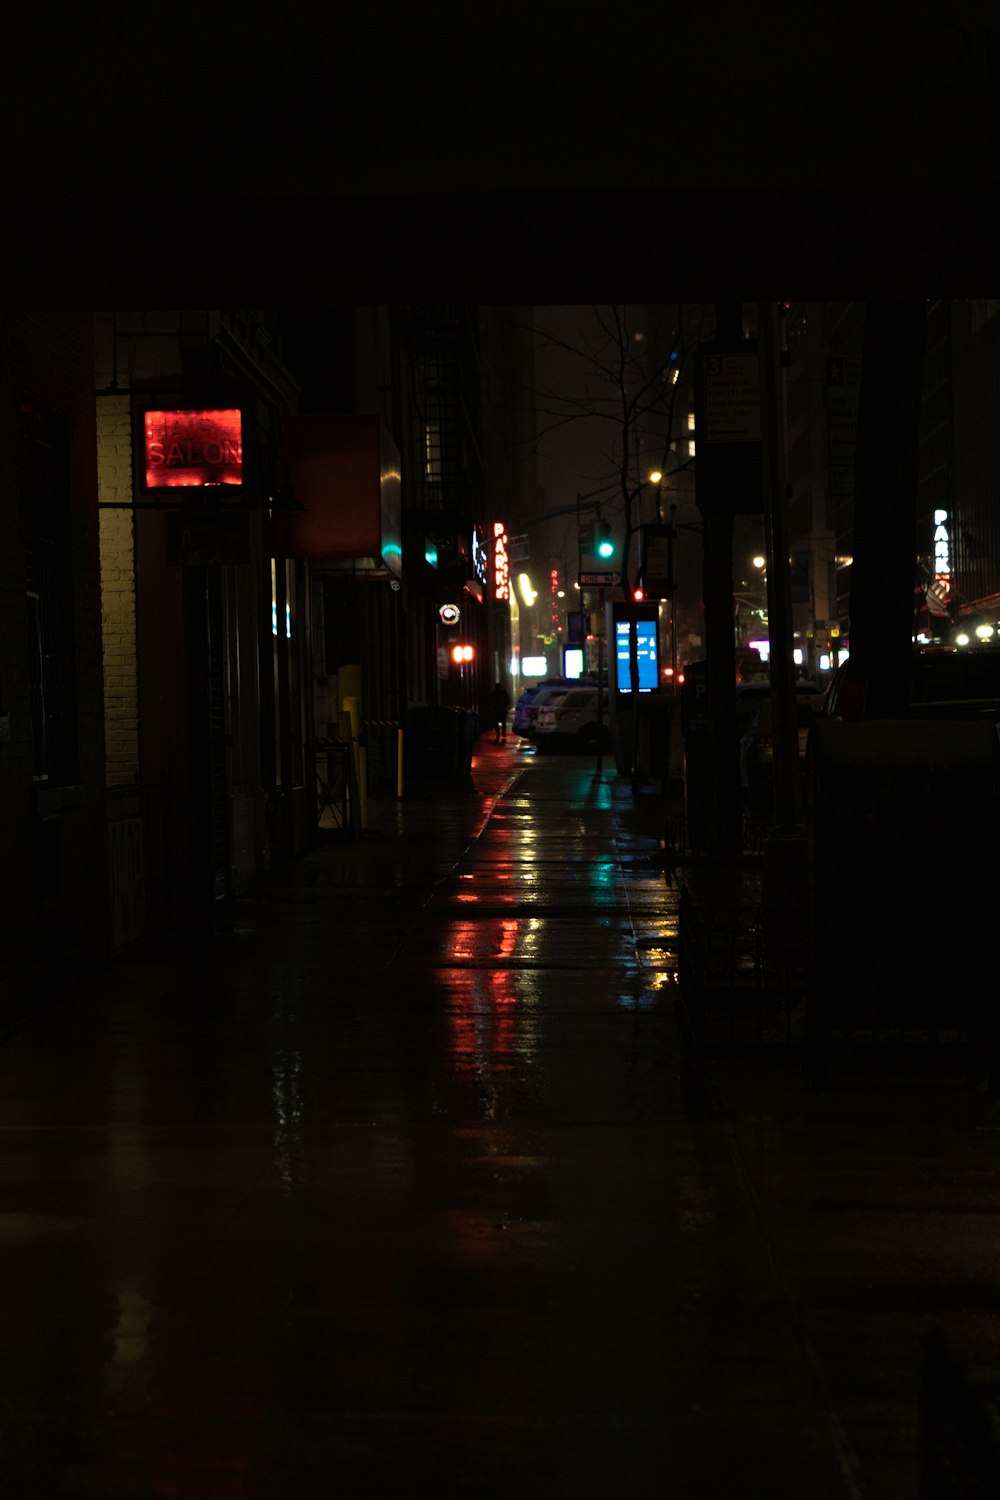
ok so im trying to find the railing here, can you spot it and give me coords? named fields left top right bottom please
left=662, top=810, right=772, bottom=863
left=677, top=886, right=808, bottom=1050
left=314, top=738, right=352, bottom=834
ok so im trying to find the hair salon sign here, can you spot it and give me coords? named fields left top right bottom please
left=143, top=408, right=243, bottom=490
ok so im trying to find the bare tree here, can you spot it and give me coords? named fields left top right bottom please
left=524, top=304, right=709, bottom=592
left=489, top=305, right=713, bottom=791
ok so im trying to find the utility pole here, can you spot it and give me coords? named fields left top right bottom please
left=576, top=486, right=620, bottom=775
left=698, top=301, right=744, bottom=855
left=596, top=585, right=606, bottom=774
left=757, top=300, right=800, bottom=835
left=626, top=538, right=642, bottom=794
left=669, top=504, right=678, bottom=691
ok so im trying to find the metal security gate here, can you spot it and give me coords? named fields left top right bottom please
left=205, top=568, right=229, bottom=900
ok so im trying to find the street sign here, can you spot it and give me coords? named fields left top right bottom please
left=640, top=524, right=674, bottom=599
left=693, top=340, right=764, bottom=516
left=578, top=571, right=621, bottom=587
left=701, top=352, right=760, bottom=442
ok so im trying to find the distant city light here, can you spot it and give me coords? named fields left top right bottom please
left=563, top=648, right=585, bottom=680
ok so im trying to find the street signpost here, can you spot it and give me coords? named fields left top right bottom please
left=693, top=340, right=764, bottom=516
left=578, top=571, right=621, bottom=587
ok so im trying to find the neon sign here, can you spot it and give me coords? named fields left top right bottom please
left=144, top=409, right=243, bottom=489
left=472, top=526, right=489, bottom=585
left=493, top=521, right=510, bottom=601
left=934, top=507, right=951, bottom=580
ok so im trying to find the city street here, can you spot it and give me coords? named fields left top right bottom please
left=0, top=742, right=994, bottom=1496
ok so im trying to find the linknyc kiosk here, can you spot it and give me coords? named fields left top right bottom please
left=607, top=600, right=662, bottom=776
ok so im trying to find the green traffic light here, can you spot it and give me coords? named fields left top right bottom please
left=597, top=537, right=614, bottom=559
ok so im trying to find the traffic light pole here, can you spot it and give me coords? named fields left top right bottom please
left=596, top=586, right=606, bottom=774
left=628, top=599, right=641, bottom=791
left=758, top=300, right=800, bottom=835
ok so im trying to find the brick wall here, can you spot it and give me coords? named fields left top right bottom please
left=97, top=396, right=139, bottom=784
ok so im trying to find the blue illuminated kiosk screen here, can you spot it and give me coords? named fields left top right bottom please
left=615, top=619, right=659, bottom=692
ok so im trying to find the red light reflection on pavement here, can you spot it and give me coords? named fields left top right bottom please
left=447, top=920, right=521, bottom=1110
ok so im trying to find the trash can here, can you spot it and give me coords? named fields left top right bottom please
left=405, top=706, right=476, bottom=781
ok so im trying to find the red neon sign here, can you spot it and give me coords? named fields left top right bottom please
left=493, top=521, right=509, bottom=601
left=144, top=408, right=243, bottom=489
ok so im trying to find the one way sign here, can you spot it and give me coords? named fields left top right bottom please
left=578, top=571, right=621, bottom=587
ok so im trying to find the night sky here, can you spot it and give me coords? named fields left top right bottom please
left=3, top=4, right=997, bottom=305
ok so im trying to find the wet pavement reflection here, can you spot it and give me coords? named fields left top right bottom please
left=0, top=744, right=941, bottom=1495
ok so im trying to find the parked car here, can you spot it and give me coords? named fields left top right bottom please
left=823, top=646, right=1000, bottom=723
left=513, top=686, right=570, bottom=741
left=739, top=698, right=819, bottom=800
left=511, top=678, right=586, bottom=738
left=533, top=687, right=612, bottom=752
left=735, top=678, right=824, bottom=736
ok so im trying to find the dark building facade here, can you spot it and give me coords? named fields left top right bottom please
left=1, top=313, right=109, bottom=1020
left=783, top=300, right=1000, bottom=669
left=930, top=300, right=1000, bottom=634
left=393, top=305, right=490, bottom=710
left=94, top=311, right=310, bottom=935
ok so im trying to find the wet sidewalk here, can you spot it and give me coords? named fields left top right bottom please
left=0, top=740, right=993, bottom=1495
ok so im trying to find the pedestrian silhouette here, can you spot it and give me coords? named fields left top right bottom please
left=485, top=682, right=511, bottom=742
